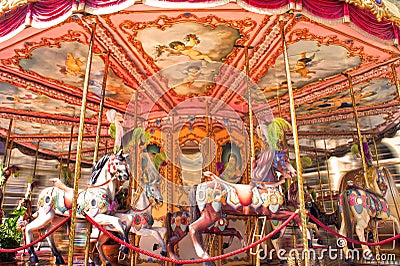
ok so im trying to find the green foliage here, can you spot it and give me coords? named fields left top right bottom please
left=267, top=118, right=292, bottom=150
left=153, top=152, right=167, bottom=171
left=109, top=123, right=116, bottom=139
left=290, top=156, right=313, bottom=170
left=129, top=128, right=151, bottom=147
left=0, top=206, right=26, bottom=262
left=351, top=143, right=359, bottom=155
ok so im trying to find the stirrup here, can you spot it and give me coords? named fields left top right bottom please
left=118, top=250, right=127, bottom=261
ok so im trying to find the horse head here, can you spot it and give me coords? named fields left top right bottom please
left=109, top=150, right=130, bottom=182
left=274, top=149, right=296, bottom=179
left=370, top=167, right=387, bottom=196
left=145, top=175, right=163, bottom=204
left=145, top=171, right=163, bottom=204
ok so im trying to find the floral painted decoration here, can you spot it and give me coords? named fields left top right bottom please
left=184, top=34, right=200, bottom=44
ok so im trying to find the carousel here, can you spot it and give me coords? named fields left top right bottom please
left=0, top=0, right=400, bottom=265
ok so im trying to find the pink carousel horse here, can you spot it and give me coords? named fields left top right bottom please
left=189, top=148, right=310, bottom=265
left=24, top=151, right=131, bottom=265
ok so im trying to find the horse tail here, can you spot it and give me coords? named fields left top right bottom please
left=341, top=191, right=354, bottom=240
left=189, top=185, right=200, bottom=223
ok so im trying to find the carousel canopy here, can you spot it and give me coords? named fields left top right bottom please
left=0, top=0, right=400, bottom=164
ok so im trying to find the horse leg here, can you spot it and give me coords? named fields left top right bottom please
left=354, top=215, right=372, bottom=260
left=216, top=227, right=244, bottom=249
left=269, top=221, right=286, bottom=263
left=153, top=227, right=168, bottom=256
left=189, top=206, right=220, bottom=260
left=94, top=214, right=130, bottom=254
left=25, top=210, right=54, bottom=263
left=96, top=232, right=112, bottom=266
left=45, top=227, right=65, bottom=265
left=135, top=228, right=167, bottom=256
left=167, top=231, right=187, bottom=260
left=308, top=223, right=323, bottom=245
left=338, top=207, right=352, bottom=261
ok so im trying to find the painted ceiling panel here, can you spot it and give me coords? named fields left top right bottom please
left=0, top=3, right=399, bottom=161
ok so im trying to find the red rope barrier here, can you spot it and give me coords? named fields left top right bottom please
left=308, top=212, right=400, bottom=246
left=86, top=211, right=298, bottom=264
left=0, top=214, right=71, bottom=253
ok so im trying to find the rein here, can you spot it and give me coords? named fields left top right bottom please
left=130, top=202, right=152, bottom=213
left=83, top=176, right=117, bottom=190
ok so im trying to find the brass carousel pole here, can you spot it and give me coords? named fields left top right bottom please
left=130, top=90, right=139, bottom=266
left=67, top=126, right=74, bottom=167
left=128, top=89, right=139, bottom=208
left=3, top=119, right=13, bottom=166
left=282, top=26, right=310, bottom=266
left=323, top=139, right=334, bottom=211
left=242, top=45, right=260, bottom=266
left=32, top=141, right=40, bottom=179
left=342, top=72, right=380, bottom=263
left=6, top=138, right=13, bottom=168
left=314, top=140, right=326, bottom=212
left=67, top=20, right=96, bottom=266
left=391, top=64, right=400, bottom=98
left=342, top=73, right=369, bottom=187
left=84, top=50, right=109, bottom=266
left=372, top=135, right=380, bottom=168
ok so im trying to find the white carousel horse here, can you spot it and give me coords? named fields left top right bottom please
left=339, top=166, right=400, bottom=261
left=114, top=176, right=168, bottom=259
left=24, top=151, right=130, bottom=265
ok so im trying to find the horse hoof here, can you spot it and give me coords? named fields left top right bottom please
left=160, top=251, right=168, bottom=257
left=55, top=255, right=65, bottom=265
left=153, top=243, right=159, bottom=251
left=317, top=239, right=324, bottom=245
left=29, top=254, right=39, bottom=263
left=223, top=242, right=229, bottom=249
left=344, top=257, right=353, bottom=263
left=119, top=245, right=129, bottom=255
left=271, top=231, right=281, bottom=240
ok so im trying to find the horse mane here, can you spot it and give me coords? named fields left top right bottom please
left=90, top=154, right=111, bottom=185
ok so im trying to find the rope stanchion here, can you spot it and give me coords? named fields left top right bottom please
left=86, top=211, right=298, bottom=264
left=308, top=212, right=400, bottom=246
left=0, top=214, right=71, bottom=253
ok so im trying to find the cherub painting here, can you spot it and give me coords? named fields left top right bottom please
left=292, top=52, right=316, bottom=79
left=156, top=34, right=216, bottom=66
left=57, top=52, right=85, bottom=76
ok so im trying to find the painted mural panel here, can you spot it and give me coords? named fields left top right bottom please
left=256, top=40, right=361, bottom=100
left=0, top=82, right=95, bottom=118
left=18, top=42, right=135, bottom=104
left=0, top=118, right=73, bottom=135
left=297, top=78, right=397, bottom=116
left=137, top=22, right=240, bottom=96
left=298, top=114, right=388, bottom=132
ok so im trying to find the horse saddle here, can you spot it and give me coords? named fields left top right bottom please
left=367, top=193, right=389, bottom=216
left=227, top=185, right=263, bottom=209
